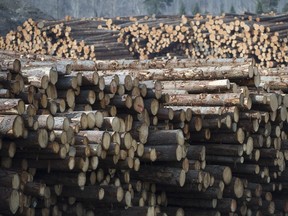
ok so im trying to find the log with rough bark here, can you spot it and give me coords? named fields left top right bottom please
left=1, top=48, right=288, bottom=215
left=0, top=115, right=24, bottom=138
left=131, top=166, right=186, bottom=187
left=0, top=187, right=19, bottom=214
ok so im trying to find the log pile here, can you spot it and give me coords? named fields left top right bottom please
left=117, top=13, right=288, bottom=66
left=2, top=13, right=288, bottom=66
left=0, top=18, right=132, bottom=61
left=0, top=53, right=288, bottom=215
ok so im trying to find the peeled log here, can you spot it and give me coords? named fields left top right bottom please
left=166, top=93, right=245, bottom=107
left=117, top=64, right=254, bottom=81
left=161, top=79, right=231, bottom=93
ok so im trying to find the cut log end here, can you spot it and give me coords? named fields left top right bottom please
left=179, top=169, right=186, bottom=187
left=195, top=116, right=203, bottom=132
left=133, top=96, right=144, bottom=113
left=176, top=145, right=183, bottom=161
left=99, top=188, right=105, bottom=200
left=102, top=132, right=111, bottom=150
left=10, top=190, right=20, bottom=214
left=237, top=128, right=245, bottom=144
left=234, top=178, right=244, bottom=198
left=176, top=130, right=185, bottom=146
left=38, top=129, right=49, bottom=148
left=47, top=115, right=54, bottom=130
left=13, top=115, right=24, bottom=138
left=231, top=199, right=237, bottom=212
left=269, top=94, right=279, bottom=112
left=117, top=187, right=124, bottom=202
left=223, top=167, right=232, bottom=185
left=78, top=172, right=86, bottom=187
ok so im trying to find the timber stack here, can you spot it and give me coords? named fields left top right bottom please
left=0, top=51, right=288, bottom=216
left=2, top=13, right=288, bottom=66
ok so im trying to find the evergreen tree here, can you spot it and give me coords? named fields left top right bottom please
left=256, top=0, right=279, bottom=13
left=192, top=2, right=201, bottom=14
left=230, top=5, right=236, bottom=13
left=179, top=1, right=186, bottom=15
left=283, top=3, right=288, bottom=13
left=256, top=0, right=264, bottom=14
left=144, top=0, right=173, bottom=15
left=269, top=0, right=279, bottom=12
left=220, top=2, right=225, bottom=14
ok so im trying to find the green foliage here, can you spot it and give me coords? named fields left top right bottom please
left=179, top=1, right=186, bottom=15
left=144, top=0, right=173, bottom=15
left=256, top=0, right=264, bottom=14
left=269, top=0, right=280, bottom=11
left=220, top=2, right=225, bottom=14
left=256, top=0, right=279, bottom=13
left=230, top=5, right=236, bottom=13
left=283, top=3, right=288, bottom=13
left=192, top=2, right=201, bottom=14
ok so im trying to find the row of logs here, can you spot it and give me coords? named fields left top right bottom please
left=3, top=13, right=288, bottom=66
left=0, top=17, right=133, bottom=61
left=1, top=51, right=288, bottom=215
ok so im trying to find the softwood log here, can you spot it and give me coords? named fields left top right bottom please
left=146, top=129, right=184, bottom=146
left=144, top=145, right=183, bottom=161
left=0, top=169, right=20, bottom=190
left=166, top=93, right=245, bottom=107
left=61, top=185, right=105, bottom=200
left=0, top=187, right=19, bottom=214
left=78, top=130, right=111, bottom=150
left=131, top=166, right=186, bottom=187
left=0, top=99, right=25, bottom=115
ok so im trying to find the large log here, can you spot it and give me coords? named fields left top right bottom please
left=78, top=130, right=111, bottom=150
left=0, top=169, right=20, bottom=189
left=166, top=93, right=246, bottom=107
left=0, top=187, right=19, bottom=214
left=61, top=185, right=105, bottom=200
left=146, top=129, right=184, bottom=146
left=0, top=115, right=24, bottom=138
left=131, top=166, right=186, bottom=187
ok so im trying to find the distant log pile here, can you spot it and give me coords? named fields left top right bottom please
left=2, top=13, right=288, bottom=66
left=0, top=18, right=132, bottom=61
left=0, top=52, right=288, bottom=215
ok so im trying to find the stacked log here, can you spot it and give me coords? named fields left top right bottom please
left=3, top=13, right=288, bottom=66
left=1, top=53, right=288, bottom=215
left=0, top=17, right=133, bottom=61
